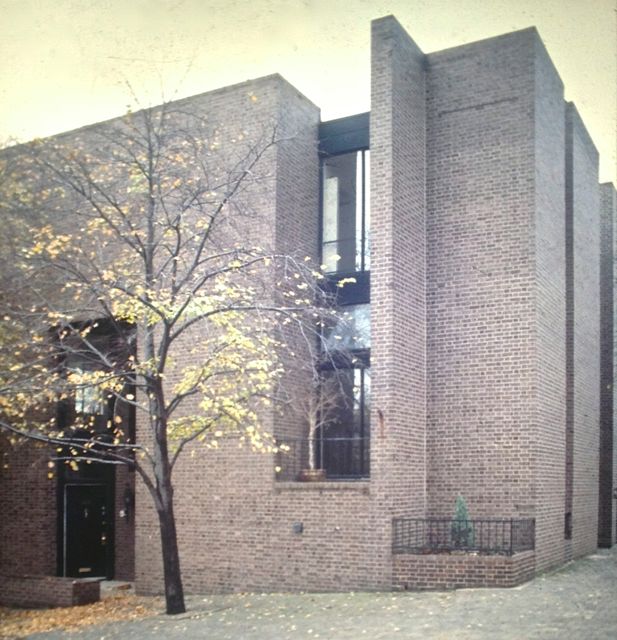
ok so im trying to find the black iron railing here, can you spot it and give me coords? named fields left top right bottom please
left=392, top=517, right=535, bottom=556
left=274, top=436, right=370, bottom=481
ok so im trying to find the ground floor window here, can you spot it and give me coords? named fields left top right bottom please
left=315, top=365, right=370, bottom=478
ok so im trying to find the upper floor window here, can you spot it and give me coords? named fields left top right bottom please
left=321, top=150, right=370, bottom=274
left=56, top=321, right=135, bottom=439
left=69, top=366, right=108, bottom=416
left=323, top=303, right=370, bottom=351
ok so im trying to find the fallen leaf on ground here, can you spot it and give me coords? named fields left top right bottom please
left=0, top=594, right=160, bottom=638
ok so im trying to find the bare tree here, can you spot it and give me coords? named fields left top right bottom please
left=0, top=102, right=335, bottom=614
left=279, top=341, right=354, bottom=479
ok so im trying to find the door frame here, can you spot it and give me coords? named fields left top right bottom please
left=56, top=468, right=115, bottom=579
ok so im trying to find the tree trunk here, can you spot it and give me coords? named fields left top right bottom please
left=308, top=433, right=315, bottom=470
left=156, top=487, right=185, bottom=615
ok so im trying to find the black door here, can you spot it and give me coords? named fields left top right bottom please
left=64, top=484, right=112, bottom=578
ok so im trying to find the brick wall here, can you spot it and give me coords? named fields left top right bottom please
left=566, top=104, right=600, bottom=559
left=137, top=19, right=431, bottom=596
left=532, top=38, right=567, bottom=572
left=136, top=19, right=607, bottom=596
left=599, top=182, right=617, bottom=547
left=425, top=30, right=538, bottom=519
left=424, top=28, right=582, bottom=575
left=0, top=437, right=56, bottom=576
left=134, top=75, right=283, bottom=595
left=134, top=74, right=395, bottom=595
left=272, top=76, right=321, bottom=448
left=2, top=16, right=610, bottom=597
left=0, top=574, right=100, bottom=608
left=370, top=15, right=427, bottom=520
left=136, top=442, right=389, bottom=594
left=0, top=435, right=135, bottom=581
left=613, top=183, right=617, bottom=550
left=392, top=551, right=535, bottom=590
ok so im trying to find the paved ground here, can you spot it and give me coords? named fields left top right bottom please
left=27, top=547, right=617, bottom=639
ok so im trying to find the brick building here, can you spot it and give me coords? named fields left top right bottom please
left=1, top=15, right=616, bottom=597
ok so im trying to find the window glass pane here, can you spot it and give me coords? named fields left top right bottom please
left=355, top=151, right=363, bottom=271
left=355, top=368, right=370, bottom=475
left=363, top=150, right=370, bottom=270
left=322, top=242, right=340, bottom=275
left=323, top=304, right=370, bottom=351
left=323, top=176, right=339, bottom=242
left=353, top=368, right=362, bottom=432
left=316, top=367, right=370, bottom=477
left=322, top=368, right=354, bottom=434
left=322, top=175, right=339, bottom=272
left=321, top=150, right=370, bottom=274
left=65, top=356, right=107, bottom=417
left=75, top=383, right=106, bottom=415
left=322, top=152, right=359, bottom=273
left=65, top=346, right=110, bottom=428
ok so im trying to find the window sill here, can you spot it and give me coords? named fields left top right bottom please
left=274, top=480, right=370, bottom=495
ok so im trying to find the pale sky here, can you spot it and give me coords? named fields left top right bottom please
left=1, top=0, right=615, bottom=182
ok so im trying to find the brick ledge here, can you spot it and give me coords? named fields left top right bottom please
left=0, top=574, right=102, bottom=608
left=274, top=481, right=370, bottom=494
left=392, top=550, right=536, bottom=590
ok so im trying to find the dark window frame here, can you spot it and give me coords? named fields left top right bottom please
left=314, top=113, right=371, bottom=480
left=54, top=318, right=136, bottom=442
left=317, top=308, right=371, bottom=479
left=320, top=148, right=371, bottom=277
left=319, top=111, right=370, bottom=283
left=315, top=361, right=371, bottom=479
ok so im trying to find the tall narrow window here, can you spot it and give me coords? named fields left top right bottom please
left=316, top=366, right=370, bottom=478
left=322, top=150, right=370, bottom=274
left=312, top=116, right=371, bottom=481
left=318, top=297, right=371, bottom=479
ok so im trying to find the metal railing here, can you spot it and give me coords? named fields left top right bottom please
left=274, top=436, right=370, bottom=481
left=392, top=517, right=535, bottom=556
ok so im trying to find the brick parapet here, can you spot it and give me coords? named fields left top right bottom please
left=0, top=574, right=100, bottom=608
left=392, top=551, right=536, bottom=590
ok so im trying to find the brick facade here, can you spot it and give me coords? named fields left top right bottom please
left=566, top=104, right=601, bottom=559
left=0, top=575, right=100, bottom=608
left=0, top=435, right=135, bottom=583
left=0, top=438, right=56, bottom=576
left=426, top=30, right=539, bottom=522
left=1, top=15, right=615, bottom=596
left=370, top=15, right=427, bottom=523
left=393, top=551, right=536, bottom=590
left=532, top=34, right=569, bottom=573
left=599, top=182, right=617, bottom=547
left=136, top=17, right=615, bottom=595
